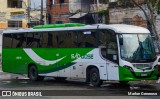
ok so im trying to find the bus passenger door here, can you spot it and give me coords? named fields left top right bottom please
left=106, top=62, right=119, bottom=80
left=106, top=42, right=119, bottom=80
left=99, top=30, right=119, bottom=80
left=100, top=47, right=119, bottom=80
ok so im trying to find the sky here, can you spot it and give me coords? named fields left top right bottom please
left=30, top=0, right=46, bottom=9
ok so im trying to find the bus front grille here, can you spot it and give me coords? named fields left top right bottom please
left=132, top=63, right=153, bottom=70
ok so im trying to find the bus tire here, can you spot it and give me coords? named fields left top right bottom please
left=28, top=65, right=44, bottom=81
left=37, top=76, right=45, bottom=81
left=54, top=77, right=67, bottom=81
left=90, top=68, right=102, bottom=87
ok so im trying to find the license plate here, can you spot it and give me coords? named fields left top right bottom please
left=141, top=73, right=147, bottom=76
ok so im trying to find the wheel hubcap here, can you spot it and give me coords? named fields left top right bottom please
left=92, top=72, right=98, bottom=81
left=31, top=69, right=36, bottom=79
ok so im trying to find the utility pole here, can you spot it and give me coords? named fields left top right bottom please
left=20, top=0, right=30, bottom=27
left=40, top=0, right=44, bottom=25
left=106, top=0, right=109, bottom=24
left=27, top=0, right=31, bottom=27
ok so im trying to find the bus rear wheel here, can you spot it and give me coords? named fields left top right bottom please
left=90, top=68, right=103, bottom=87
left=28, top=65, right=44, bottom=81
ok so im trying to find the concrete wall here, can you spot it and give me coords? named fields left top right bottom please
left=109, top=8, right=147, bottom=27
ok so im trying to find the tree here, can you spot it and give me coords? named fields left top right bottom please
left=130, top=0, right=160, bottom=52
left=118, top=0, right=160, bottom=39
left=118, top=0, right=160, bottom=51
left=131, top=0, right=160, bottom=40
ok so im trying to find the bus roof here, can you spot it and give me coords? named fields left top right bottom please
left=99, top=24, right=150, bottom=33
left=3, top=24, right=150, bottom=34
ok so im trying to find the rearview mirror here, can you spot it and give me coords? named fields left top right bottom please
left=119, top=35, right=123, bottom=45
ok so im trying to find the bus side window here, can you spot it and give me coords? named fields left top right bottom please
left=99, top=30, right=118, bottom=63
left=77, top=31, right=85, bottom=47
left=26, top=33, right=40, bottom=48
left=107, top=42, right=117, bottom=54
left=57, top=31, right=77, bottom=48
left=34, top=33, right=41, bottom=47
left=64, top=31, right=77, bottom=48
left=26, top=33, right=34, bottom=47
left=12, top=34, right=27, bottom=48
left=99, top=31, right=108, bottom=46
left=17, top=34, right=27, bottom=48
left=12, top=35, right=18, bottom=48
left=3, top=34, right=12, bottom=48
left=41, top=32, right=48, bottom=48
left=99, top=31, right=107, bottom=58
left=48, top=32, right=58, bottom=48
left=77, top=30, right=97, bottom=48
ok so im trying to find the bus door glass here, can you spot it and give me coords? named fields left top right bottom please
left=99, top=30, right=119, bottom=80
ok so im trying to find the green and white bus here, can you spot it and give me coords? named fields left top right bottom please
left=2, top=23, right=159, bottom=86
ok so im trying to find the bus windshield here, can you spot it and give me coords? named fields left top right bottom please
left=119, top=34, right=156, bottom=62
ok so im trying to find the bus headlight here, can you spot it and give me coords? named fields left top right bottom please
left=124, top=65, right=133, bottom=72
left=154, top=65, right=157, bottom=70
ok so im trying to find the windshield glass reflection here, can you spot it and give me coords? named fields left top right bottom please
left=119, top=34, right=156, bottom=62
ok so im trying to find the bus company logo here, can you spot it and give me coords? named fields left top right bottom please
left=71, top=53, right=93, bottom=59
left=2, top=91, right=11, bottom=96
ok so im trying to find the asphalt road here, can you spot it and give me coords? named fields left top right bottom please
left=0, top=66, right=160, bottom=99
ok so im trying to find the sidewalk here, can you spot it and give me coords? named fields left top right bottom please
left=0, top=65, right=2, bottom=72
left=0, top=66, right=28, bottom=79
left=0, top=65, right=12, bottom=79
left=157, top=78, right=160, bottom=83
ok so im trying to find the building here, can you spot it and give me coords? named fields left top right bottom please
left=46, top=0, right=109, bottom=24
left=29, top=8, right=47, bottom=27
left=29, top=0, right=47, bottom=27
left=0, top=29, right=2, bottom=54
left=0, top=0, right=47, bottom=29
left=109, top=8, right=147, bottom=27
left=0, top=0, right=29, bottom=29
left=109, top=0, right=149, bottom=28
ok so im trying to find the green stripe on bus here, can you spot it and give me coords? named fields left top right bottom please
left=39, top=62, right=76, bottom=74
left=2, top=48, right=94, bottom=74
left=33, top=23, right=86, bottom=29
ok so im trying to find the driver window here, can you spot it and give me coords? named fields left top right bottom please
left=107, top=42, right=117, bottom=54
left=99, top=30, right=118, bottom=63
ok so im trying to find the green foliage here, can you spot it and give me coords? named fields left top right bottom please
left=96, top=10, right=108, bottom=17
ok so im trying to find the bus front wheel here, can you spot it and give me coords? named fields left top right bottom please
left=28, top=65, right=44, bottom=81
left=90, top=68, right=103, bottom=87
